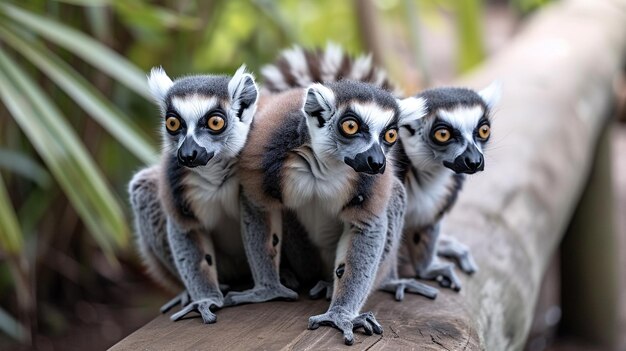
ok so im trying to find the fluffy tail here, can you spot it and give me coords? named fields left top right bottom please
left=261, top=43, right=396, bottom=92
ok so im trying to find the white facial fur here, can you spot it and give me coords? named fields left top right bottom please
left=303, top=84, right=397, bottom=164
left=438, top=105, right=486, bottom=158
left=147, top=65, right=258, bottom=167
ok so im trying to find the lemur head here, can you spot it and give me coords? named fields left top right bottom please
left=399, top=82, right=501, bottom=174
left=147, top=65, right=258, bottom=168
left=303, top=80, right=425, bottom=174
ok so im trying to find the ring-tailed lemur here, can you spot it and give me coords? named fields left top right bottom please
left=129, top=65, right=259, bottom=324
left=226, top=77, right=431, bottom=345
left=261, top=44, right=499, bottom=295
left=397, top=84, right=500, bottom=291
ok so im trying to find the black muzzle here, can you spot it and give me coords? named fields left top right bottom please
left=443, top=144, right=484, bottom=174
left=177, top=137, right=213, bottom=168
left=344, top=144, right=386, bottom=175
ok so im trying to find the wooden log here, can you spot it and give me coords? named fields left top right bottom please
left=111, top=0, right=626, bottom=349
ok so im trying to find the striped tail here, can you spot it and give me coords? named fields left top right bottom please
left=261, top=43, right=396, bottom=93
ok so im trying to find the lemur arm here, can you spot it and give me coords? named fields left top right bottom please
left=128, top=167, right=191, bottom=313
left=166, top=219, right=223, bottom=324
left=379, top=178, right=438, bottom=300
left=307, top=215, right=387, bottom=346
left=408, top=221, right=463, bottom=291
left=223, top=192, right=298, bottom=306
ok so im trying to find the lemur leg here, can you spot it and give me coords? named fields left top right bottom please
left=378, top=178, right=438, bottom=301
left=410, top=222, right=462, bottom=291
left=437, top=234, right=479, bottom=274
left=166, top=220, right=223, bottom=324
left=308, top=219, right=387, bottom=346
left=281, top=211, right=323, bottom=292
left=129, top=167, right=191, bottom=313
left=223, top=194, right=298, bottom=306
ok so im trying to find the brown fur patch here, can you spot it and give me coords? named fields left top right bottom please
left=239, top=89, right=307, bottom=209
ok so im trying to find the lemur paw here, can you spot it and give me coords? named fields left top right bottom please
left=381, top=278, right=438, bottom=301
left=223, top=285, right=298, bottom=306
left=309, top=280, right=333, bottom=300
left=438, top=235, right=479, bottom=274
left=160, top=291, right=190, bottom=314
left=308, top=307, right=382, bottom=346
left=417, top=262, right=462, bottom=291
left=170, top=297, right=223, bottom=324
left=352, top=312, right=383, bottom=336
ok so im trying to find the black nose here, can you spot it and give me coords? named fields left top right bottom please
left=367, top=155, right=385, bottom=173
left=177, top=137, right=213, bottom=168
left=464, top=155, right=483, bottom=172
left=344, top=144, right=386, bottom=175
left=179, top=149, right=198, bottom=164
left=443, top=145, right=484, bottom=174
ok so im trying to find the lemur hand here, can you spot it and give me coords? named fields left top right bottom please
left=381, top=278, right=438, bottom=301
left=160, top=291, right=190, bottom=314
left=309, top=280, right=333, bottom=300
left=170, top=296, right=223, bottom=324
left=308, top=307, right=382, bottom=346
left=437, top=234, right=479, bottom=274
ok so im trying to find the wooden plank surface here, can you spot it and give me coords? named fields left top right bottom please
left=112, top=0, right=626, bottom=349
left=111, top=289, right=478, bottom=351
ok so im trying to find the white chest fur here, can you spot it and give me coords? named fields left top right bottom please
left=185, top=161, right=240, bottom=229
left=281, top=147, right=354, bottom=261
left=281, top=146, right=356, bottom=214
left=403, top=166, right=455, bottom=230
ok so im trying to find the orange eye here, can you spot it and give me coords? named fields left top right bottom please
left=433, top=128, right=451, bottom=143
left=384, top=129, right=398, bottom=144
left=207, top=116, right=225, bottom=132
left=341, top=119, right=359, bottom=136
left=478, top=124, right=491, bottom=140
left=166, top=116, right=181, bottom=132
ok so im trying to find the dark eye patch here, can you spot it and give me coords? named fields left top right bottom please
left=164, top=110, right=186, bottom=135
left=337, top=110, right=369, bottom=139
left=199, top=108, right=228, bottom=134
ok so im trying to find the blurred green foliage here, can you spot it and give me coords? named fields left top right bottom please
left=0, top=0, right=551, bottom=345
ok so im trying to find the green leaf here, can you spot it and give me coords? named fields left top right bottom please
left=0, top=2, right=150, bottom=99
left=114, top=1, right=202, bottom=31
left=0, top=173, right=23, bottom=255
left=0, top=50, right=129, bottom=257
left=0, top=149, right=52, bottom=188
left=452, top=0, right=486, bottom=72
left=0, top=24, right=158, bottom=165
left=50, top=0, right=110, bottom=6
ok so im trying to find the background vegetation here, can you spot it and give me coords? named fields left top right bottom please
left=0, top=0, right=549, bottom=348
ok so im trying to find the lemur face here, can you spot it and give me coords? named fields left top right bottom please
left=303, top=80, right=425, bottom=174
left=399, top=83, right=500, bottom=174
left=148, top=66, right=258, bottom=168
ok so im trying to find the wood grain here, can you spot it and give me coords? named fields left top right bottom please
left=112, top=0, right=626, bottom=349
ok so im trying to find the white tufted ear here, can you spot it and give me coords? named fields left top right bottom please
left=478, top=81, right=502, bottom=110
left=303, top=83, right=336, bottom=128
left=228, top=64, right=258, bottom=123
left=397, top=96, right=427, bottom=127
left=147, top=66, right=173, bottom=104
